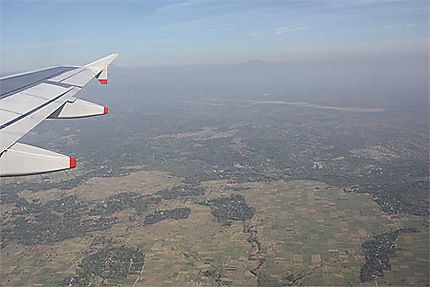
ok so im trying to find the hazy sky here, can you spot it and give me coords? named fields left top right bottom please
left=1, top=0, right=428, bottom=71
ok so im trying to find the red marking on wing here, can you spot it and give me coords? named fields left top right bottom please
left=70, top=157, right=77, bottom=168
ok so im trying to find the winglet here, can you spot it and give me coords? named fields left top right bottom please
left=85, top=53, right=118, bottom=84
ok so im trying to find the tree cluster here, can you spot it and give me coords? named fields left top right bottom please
left=202, top=194, right=255, bottom=225
left=360, top=227, right=419, bottom=282
left=155, top=185, right=205, bottom=200
left=6, top=212, right=117, bottom=245
left=63, top=245, right=144, bottom=286
left=144, top=207, right=191, bottom=225
left=89, top=192, right=161, bottom=216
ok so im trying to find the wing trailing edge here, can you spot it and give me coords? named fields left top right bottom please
left=49, top=98, right=108, bottom=119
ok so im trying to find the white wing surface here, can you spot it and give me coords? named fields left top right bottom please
left=0, top=54, right=118, bottom=176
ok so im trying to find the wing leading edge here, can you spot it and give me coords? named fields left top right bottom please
left=0, top=53, right=118, bottom=177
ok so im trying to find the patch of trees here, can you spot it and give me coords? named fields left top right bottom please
left=360, top=227, right=419, bottom=282
left=144, top=207, right=191, bottom=225
left=89, top=185, right=204, bottom=217
left=2, top=184, right=205, bottom=246
left=0, top=188, right=20, bottom=205
left=201, top=194, right=255, bottom=225
left=155, top=185, right=204, bottom=200
left=43, top=195, right=87, bottom=214
left=364, top=182, right=429, bottom=216
left=63, top=245, right=144, bottom=286
left=6, top=212, right=117, bottom=245
left=88, top=236, right=116, bottom=252
left=88, top=192, right=161, bottom=216
left=0, top=167, right=137, bottom=207
left=2, top=194, right=119, bottom=245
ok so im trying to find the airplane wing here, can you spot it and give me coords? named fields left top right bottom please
left=0, top=53, right=118, bottom=177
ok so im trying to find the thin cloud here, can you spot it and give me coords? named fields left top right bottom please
left=138, top=39, right=180, bottom=45
left=156, top=0, right=246, bottom=14
left=210, top=27, right=236, bottom=32
left=309, top=0, right=426, bottom=17
left=275, top=23, right=313, bottom=35
left=155, top=0, right=202, bottom=13
left=249, top=32, right=259, bottom=37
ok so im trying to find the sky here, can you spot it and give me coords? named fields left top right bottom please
left=0, top=0, right=428, bottom=72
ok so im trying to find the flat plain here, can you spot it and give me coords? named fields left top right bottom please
left=2, top=171, right=428, bottom=286
left=1, top=85, right=428, bottom=286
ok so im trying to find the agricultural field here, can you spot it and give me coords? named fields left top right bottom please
left=1, top=171, right=428, bottom=286
left=1, top=68, right=428, bottom=286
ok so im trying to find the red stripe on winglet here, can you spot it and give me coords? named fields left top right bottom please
left=70, top=157, right=77, bottom=169
left=103, top=107, right=108, bottom=114
left=99, top=79, right=108, bottom=84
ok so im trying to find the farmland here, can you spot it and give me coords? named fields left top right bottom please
left=1, top=75, right=428, bottom=286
